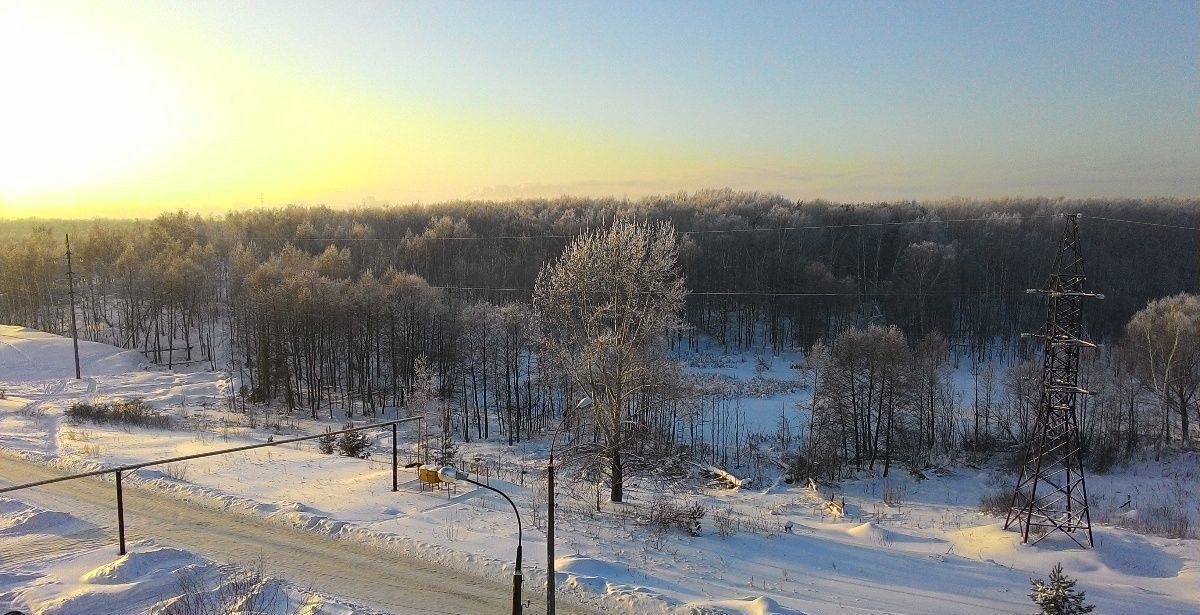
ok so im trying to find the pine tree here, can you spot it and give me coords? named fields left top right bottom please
left=317, top=428, right=336, bottom=454
left=1030, top=563, right=1095, bottom=615
left=336, top=428, right=371, bottom=458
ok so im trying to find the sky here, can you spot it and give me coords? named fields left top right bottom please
left=0, top=0, right=1196, bottom=219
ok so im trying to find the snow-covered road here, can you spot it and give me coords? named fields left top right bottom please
left=0, top=454, right=593, bottom=615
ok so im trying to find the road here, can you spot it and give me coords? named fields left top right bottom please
left=0, top=455, right=594, bottom=615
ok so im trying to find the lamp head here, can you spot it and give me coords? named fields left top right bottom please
left=437, top=466, right=467, bottom=483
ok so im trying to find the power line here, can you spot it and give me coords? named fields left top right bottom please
left=1084, top=215, right=1200, bottom=232
left=676, top=214, right=1057, bottom=235
left=290, top=214, right=1063, bottom=243
left=416, top=286, right=1024, bottom=298
left=283, top=212, right=1198, bottom=243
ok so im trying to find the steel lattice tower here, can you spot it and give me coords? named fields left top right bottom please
left=1004, top=213, right=1103, bottom=548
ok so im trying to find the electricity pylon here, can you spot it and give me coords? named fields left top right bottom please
left=1004, top=213, right=1102, bottom=548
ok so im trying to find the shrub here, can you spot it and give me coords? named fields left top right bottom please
left=159, top=561, right=295, bottom=615
left=162, top=463, right=191, bottom=482
left=713, top=506, right=737, bottom=538
left=648, top=498, right=705, bottom=537
left=66, top=399, right=170, bottom=429
left=978, top=486, right=1016, bottom=516
left=1109, top=505, right=1197, bottom=540
left=1084, top=443, right=1119, bottom=473
left=754, top=356, right=771, bottom=374
left=883, top=482, right=906, bottom=509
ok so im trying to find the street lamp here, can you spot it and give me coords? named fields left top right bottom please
left=546, top=396, right=591, bottom=615
left=437, top=465, right=525, bottom=615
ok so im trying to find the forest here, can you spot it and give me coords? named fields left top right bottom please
left=1, top=192, right=1196, bottom=491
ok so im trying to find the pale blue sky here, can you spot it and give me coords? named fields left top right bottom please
left=2, top=1, right=1195, bottom=216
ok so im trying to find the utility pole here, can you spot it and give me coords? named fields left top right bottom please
left=546, top=453, right=556, bottom=615
left=65, top=234, right=81, bottom=380
left=1004, top=213, right=1102, bottom=548
left=548, top=397, right=590, bottom=615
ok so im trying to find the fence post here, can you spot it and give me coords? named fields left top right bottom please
left=116, top=469, right=126, bottom=555
left=392, top=422, right=398, bottom=492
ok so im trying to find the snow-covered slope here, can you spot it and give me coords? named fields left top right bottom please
left=0, top=325, right=149, bottom=381
left=1, top=327, right=1197, bottom=614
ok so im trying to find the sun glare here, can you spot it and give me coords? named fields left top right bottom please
left=0, top=3, right=189, bottom=204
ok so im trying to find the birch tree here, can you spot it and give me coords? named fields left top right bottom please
left=1120, top=293, right=1200, bottom=446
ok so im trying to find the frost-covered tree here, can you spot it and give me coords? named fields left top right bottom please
left=808, top=325, right=913, bottom=476
left=1029, top=563, right=1094, bottom=615
left=1119, top=293, right=1200, bottom=445
left=533, top=219, right=687, bottom=503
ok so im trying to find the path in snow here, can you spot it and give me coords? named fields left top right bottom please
left=0, top=454, right=596, bottom=615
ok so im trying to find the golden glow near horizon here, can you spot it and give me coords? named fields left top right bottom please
left=0, top=2, right=405, bottom=217
left=0, top=2, right=1195, bottom=219
left=0, top=3, right=191, bottom=207
left=0, top=2, right=721, bottom=219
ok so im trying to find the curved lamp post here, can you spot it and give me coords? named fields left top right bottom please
left=437, top=465, right=524, bottom=615
left=546, top=396, right=592, bottom=615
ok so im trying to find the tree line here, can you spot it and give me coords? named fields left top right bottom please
left=4, top=193, right=1193, bottom=357
left=0, top=193, right=1195, bottom=490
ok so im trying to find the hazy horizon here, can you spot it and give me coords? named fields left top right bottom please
left=1, top=192, right=1198, bottom=223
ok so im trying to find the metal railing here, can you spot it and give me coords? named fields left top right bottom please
left=0, top=416, right=423, bottom=555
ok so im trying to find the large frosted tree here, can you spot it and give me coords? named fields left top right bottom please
left=1119, top=293, right=1200, bottom=446
left=533, top=219, right=687, bottom=503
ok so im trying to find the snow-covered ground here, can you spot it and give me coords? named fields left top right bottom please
left=2, top=325, right=1197, bottom=614
left=0, top=495, right=362, bottom=615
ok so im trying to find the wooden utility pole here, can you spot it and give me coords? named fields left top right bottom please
left=65, top=234, right=81, bottom=379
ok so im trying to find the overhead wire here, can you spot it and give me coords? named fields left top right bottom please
left=281, top=211, right=1198, bottom=243
left=415, top=286, right=1025, bottom=298
left=291, top=213, right=1058, bottom=243
left=1084, top=215, right=1199, bottom=232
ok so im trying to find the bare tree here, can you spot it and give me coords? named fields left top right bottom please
left=895, top=240, right=956, bottom=336
left=533, top=219, right=687, bottom=503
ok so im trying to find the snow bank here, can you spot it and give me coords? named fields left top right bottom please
left=80, top=546, right=196, bottom=584
left=678, top=596, right=806, bottom=615
left=0, top=508, right=76, bottom=535
left=0, top=497, right=362, bottom=615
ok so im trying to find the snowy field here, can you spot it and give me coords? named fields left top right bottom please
left=1, top=325, right=1198, bottom=614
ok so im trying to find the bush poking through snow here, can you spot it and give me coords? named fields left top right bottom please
left=162, top=463, right=191, bottom=482
left=713, top=506, right=737, bottom=538
left=66, top=399, right=170, bottom=429
left=969, top=487, right=1017, bottom=516
left=159, top=561, right=297, bottom=615
left=335, top=428, right=370, bottom=458
left=647, top=497, right=706, bottom=537
left=882, top=482, right=906, bottom=509
left=1111, top=505, right=1196, bottom=539
left=1029, top=562, right=1094, bottom=615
